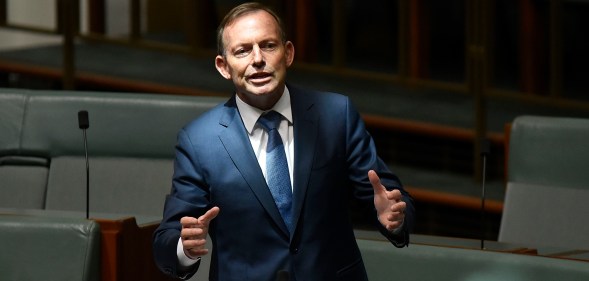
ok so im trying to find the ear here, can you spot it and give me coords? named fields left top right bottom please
left=284, top=41, right=295, bottom=67
left=215, top=55, right=231, bottom=80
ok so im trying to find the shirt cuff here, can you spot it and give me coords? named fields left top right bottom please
left=177, top=237, right=200, bottom=268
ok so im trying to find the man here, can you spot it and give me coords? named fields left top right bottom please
left=153, top=2, right=415, bottom=280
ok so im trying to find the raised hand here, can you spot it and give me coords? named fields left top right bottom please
left=369, top=170, right=406, bottom=232
left=180, top=206, right=220, bottom=259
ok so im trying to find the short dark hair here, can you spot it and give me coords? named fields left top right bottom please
left=216, top=2, right=287, bottom=56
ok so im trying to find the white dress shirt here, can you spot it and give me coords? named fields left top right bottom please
left=236, top=87, right=294, bottom=189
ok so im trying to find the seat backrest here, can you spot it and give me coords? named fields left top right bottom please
left=499, top=115, right=589, bottom=249
left=45, top=156, right=173, bottom=217
left=0, top=90, right=49, bottom=209
left=20, top=90, right=224, bottom=159
left=0, top=156, right=48, bottom=209
left=0, top=88, right=225, bottom=217
left=358, top=238, right=589, bottom=281
left=0, top=90, right=26, bottom=154
left=22, top=90, right=223, bottom=217
left=0, top=215, right=101, bottom=281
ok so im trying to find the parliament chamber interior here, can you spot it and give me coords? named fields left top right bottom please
left=1, top=0, right=589, bottom=280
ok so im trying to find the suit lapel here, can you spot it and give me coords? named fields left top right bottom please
left=290, top=88, right=318, bottom=236
left=217, top=98, right=290, bottom=236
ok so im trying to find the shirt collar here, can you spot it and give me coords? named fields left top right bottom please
left=236, top=87, right=293, bottom=135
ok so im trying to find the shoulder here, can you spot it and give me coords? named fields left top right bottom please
left=288, top=83, right=347, bottom=99
left=181, top=97, right=235, bottom=135
left=288, top=83, right=351, bottom=109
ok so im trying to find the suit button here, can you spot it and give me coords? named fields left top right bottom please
left=290, top=247, right=299, bottom=254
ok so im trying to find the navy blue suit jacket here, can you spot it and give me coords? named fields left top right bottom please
left=153, top=84, right=415, bottom=281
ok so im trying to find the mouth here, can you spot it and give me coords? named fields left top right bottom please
left=247, top=72, right=273, bottom=84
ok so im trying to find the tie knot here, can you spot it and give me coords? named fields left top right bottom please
left=258, top=110, right=283, bottom=131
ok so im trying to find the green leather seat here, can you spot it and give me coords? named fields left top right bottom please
left=359, top=238, right=589, bottom=281
left=0, top=214, right=101, bottom=281
left=0, top=88, right=225, bottom=217
left=0, top=90, right=49, bottom=209
left=499, top=115, right=589, bottom=250
left=0, top=88, right=224, bottom=281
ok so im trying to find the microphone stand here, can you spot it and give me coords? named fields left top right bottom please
left=479, top=138, right=490, bottom=250
left=78, top=110, right=90, bottom=219
left=83, top=128, right=89, bottom=219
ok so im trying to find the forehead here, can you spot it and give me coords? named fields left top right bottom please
left=223, top=10, right=281, bottom=43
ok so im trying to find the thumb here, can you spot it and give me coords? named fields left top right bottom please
left=199, top=206, right=220, bottom=225
left=368, top=170, right=385, bottom=196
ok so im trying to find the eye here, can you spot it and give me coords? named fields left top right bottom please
left=261, top=42, right=278, bottom=51
left=233, top=47, right=251, bottom=58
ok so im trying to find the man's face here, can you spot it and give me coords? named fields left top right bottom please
left=215, top=10, right=294, bottom=109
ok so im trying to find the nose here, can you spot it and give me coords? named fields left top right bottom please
left=252, top=45, right=264, bottom=67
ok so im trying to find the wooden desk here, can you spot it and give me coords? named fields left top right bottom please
left=94, top=217, right=175, bottom=281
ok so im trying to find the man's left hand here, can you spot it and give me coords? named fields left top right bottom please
left=369, top=170, right=406, bottom=232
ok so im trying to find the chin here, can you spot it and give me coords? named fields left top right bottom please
left=247, top=85, right=279, bottom=97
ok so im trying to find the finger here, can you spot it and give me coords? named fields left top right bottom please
left=391, top=201, right=406, bottom=213
left=184, top=239, right=210, bottom=259
left=368, top=170, right=385, bottom=196
left=385, top=211, right=405, bottom=228
left=181, top=227, right=205, bottom=239
left=182, top=237, right=208, bottom=249
left=186, top=247, right=209, bottom=258
left=180, top=216, right=199, bottom=228
left=199, top=206, right=220, bottom=225
left=386, top=189, right=402, bottom=201
left=385, top=220, right=403, bottom=232
left=387, top=210, right=405, bottom=222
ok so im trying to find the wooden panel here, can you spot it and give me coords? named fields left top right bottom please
left=0, top=0, right=6, bottom=25
left=408, top=0, right=429, bottom=78
left=286, top=0, right=316, bottom=62
left=87, top=0, right=106, bottom=34
left=519, top=0, right=549, bottom=95
left=94, top=217, right=175, bottom=281
left=146, top=0, right=183, bottom=32
left=405, top=186, right=503, bottom=214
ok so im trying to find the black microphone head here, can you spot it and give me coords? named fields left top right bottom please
left=480, top=138, right=490, bottom=156
left=78, top=110, right=89, bottom=129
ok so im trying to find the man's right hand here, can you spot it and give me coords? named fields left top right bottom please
left=180, top=206, right=220, bottom=259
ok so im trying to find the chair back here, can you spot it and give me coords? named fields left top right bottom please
left=499, top=115, right=589, bottom=249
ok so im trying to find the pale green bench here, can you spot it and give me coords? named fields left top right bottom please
left=0, top=214, right=101, bottom=281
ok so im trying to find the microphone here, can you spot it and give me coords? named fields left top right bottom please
left=78, top=110, right=89, bottom=129
left=78, top=110, right=90, bottom=219
left=276, top=270, right=290, bottom=281
left=479, top=138, right=490, bottom=250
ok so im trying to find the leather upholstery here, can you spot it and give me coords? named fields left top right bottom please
left=0, top=214, right=101, bottom=281
left=0, top=88, right=225, bottom=216
left=45, top=156, right=173, bottom=216
left=500, top=115, right=589, bottom=249
left=359, top=238, right=589, bottom=281
left=0, top=88, right=223, bottom=281
left=507, top=116, right=589, bottom=189
left=0, top=90, right=27, bottom=154
left=20, top=90, right=224, bottom=158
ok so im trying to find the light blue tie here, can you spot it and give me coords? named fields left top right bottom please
left=257, top=111, right=293, bottom=233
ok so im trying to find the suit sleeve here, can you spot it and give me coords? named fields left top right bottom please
left=343, top=97, right=415, bottom=247
left=153, top=128, right=209, bottom=279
